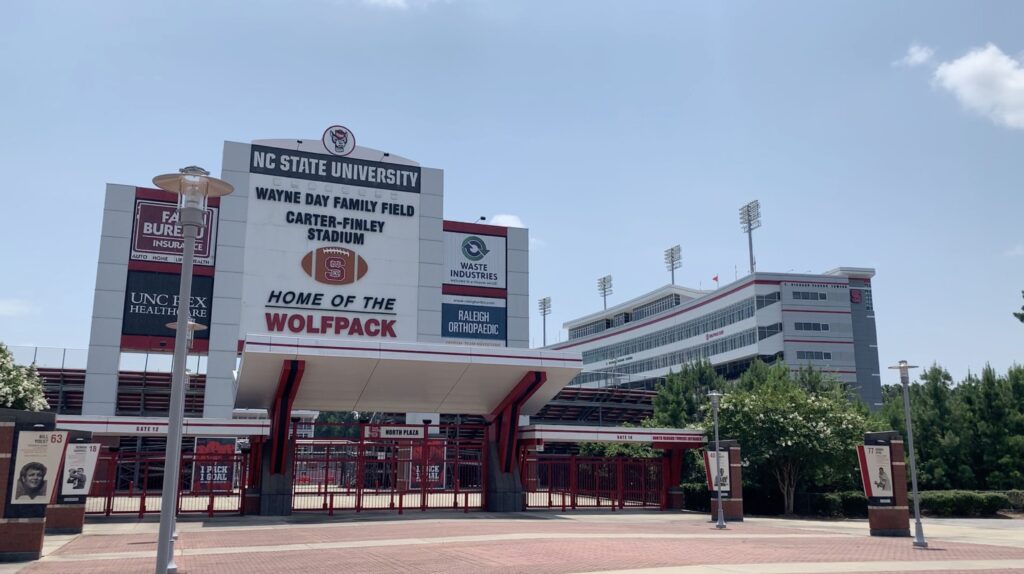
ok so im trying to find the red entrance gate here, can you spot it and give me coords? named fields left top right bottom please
left=291, top=424, right=487, bottom=513
left=521, top=454, right=666, bottom=510
left=85, top=450, right=250, bottom=517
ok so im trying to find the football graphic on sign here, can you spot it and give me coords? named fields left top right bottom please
left=301, top=247, right=369, bottom=285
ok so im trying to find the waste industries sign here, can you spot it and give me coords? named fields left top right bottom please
left=444, top=231, right=506, bottom=289
left=122, top=271, right=213, bottom=340
left=442, top=295, right=506, bottom=345
left=857, top=443, right=895, bottom=506
left=131, top=197, right=218, bottom=267
left=240, top=141, right=423, bottom=342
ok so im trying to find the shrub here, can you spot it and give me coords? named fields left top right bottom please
left=1004, top=490, right=1024, bottom=511
left=681, top=482, right=709, bottom=512
left=839, top=491, right=867, bottom=517
left=919, top=491, right=1007, bottom=517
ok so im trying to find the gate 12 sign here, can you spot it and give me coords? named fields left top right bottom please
left=857, top=444, right=895, bottom=505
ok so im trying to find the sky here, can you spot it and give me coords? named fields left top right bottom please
left=0, top=0, right=1021, bottom=384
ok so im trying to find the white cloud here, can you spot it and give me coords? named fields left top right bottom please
left=0, top=299, right=36, bottom=317
left=488, top=214, right=526, bottom=228
left=893, top=44, right=934, bottom=67
left=1004, top=243, right=1024, bottom=257
left=933, top=44, right=1024, bottom=129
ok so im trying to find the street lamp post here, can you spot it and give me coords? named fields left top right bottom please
left=708, top=391, right=726, bottom=529
left=164, top=319, right=206, bottom=544
left=152, top=167, right=232, bottom=574
left=537, top=297, right=551, bottom=347
left=890, top=360, right=927, bottom=548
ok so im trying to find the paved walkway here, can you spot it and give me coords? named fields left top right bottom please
left=7, top=512, right=1024, bottom=573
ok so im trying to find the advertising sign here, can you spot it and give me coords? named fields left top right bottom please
left=60, top=443, right=101, bottom=498
left=703, top=450, right=730, bottom=494
left=409, top=441, right=447, bottom=490
left=192, top=438, right=236, bottom=492
left=443, top=231, right=506, bottom=289
left=240, top=141, right=422, bottom=342
left=441, top=295, right=506, bottom=345
left=9, top=431, right=68, bottom=505
left=131, top=199, right=218, bottom=267
left=122, top=271, right=213, bottom=340
left=857, top=444, right=895, bottom=505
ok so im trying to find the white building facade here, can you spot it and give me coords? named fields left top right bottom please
left=550, top=268, right=882, bottom=407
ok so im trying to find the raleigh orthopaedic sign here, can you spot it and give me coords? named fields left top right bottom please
left=240, top=132, right=423, bottom=342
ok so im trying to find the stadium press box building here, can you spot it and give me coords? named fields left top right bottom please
left=78, top=126, right=582, bottom=428
left=549, top=269, right=883, bottom=407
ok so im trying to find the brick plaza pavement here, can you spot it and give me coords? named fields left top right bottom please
left=8, top=511, right=1024, bottom=573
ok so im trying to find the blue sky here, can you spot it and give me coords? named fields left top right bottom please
left=1, top=0, right=1021, bottom=383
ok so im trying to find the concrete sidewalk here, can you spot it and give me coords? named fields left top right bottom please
left=6, top=512, right=1024, bottom=573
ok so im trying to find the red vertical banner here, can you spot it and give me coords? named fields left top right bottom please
left=702, top=450, right=730, bottom=495
left=410, top=440, right=447, bottom=490
left=192, top=438, right=236, bottom=491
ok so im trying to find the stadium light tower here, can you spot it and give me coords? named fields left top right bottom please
left=597, top=275, right=613, bottom=310
left=738, top=200, right=761, bottom=275
left=152, top=166, right=233, bottom=574
left=664, top=244, right=681, bottom=285
left=538, top=297, right=552, bottom=346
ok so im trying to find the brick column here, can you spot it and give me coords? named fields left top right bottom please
left=0, top=410, right=59, bottom=563
left=709, top=441, right=743, bottom=522
left=859, top=431, right=910, bottom=537
left=45, top=431, right=94, bottom=535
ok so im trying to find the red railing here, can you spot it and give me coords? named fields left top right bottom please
left=521, top=455, right=665, bottom=511
left=291, top=423, right=488, bottom=514
left=85, top=450, right=250, bottom=517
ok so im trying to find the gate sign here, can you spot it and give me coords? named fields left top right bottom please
left=703, top=450, right=730, bottom=495
left=9, top=431, right=68, bottom=506
left=59, top=443, right=101, bottom=498
left=365, top=425, right=425, bottom=440
left=192, top=438, right=236, bottom=491
left=857, top=443, right=895, bottom=506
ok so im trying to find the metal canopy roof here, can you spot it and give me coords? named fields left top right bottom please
left=235, top=336, right=583, bottom=415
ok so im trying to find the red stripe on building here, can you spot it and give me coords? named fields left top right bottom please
left=443, top=220, right=508, bottom=236
left=442, top=284, right=507, bottom=298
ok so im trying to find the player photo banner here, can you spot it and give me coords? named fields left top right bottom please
left=9, top=431, right=68, bottom=505
left=703, top=450, right=730, bottom=496
left=60, top=443, right=101, bottom=498
left=857, top=444, right=895, bottom=506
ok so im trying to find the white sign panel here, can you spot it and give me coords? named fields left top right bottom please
left=364, top=425, right=425, bottom=440
left=705, top=450, right=730, bottom=492
left=11, top=431, right=68, bottom=505
left=241, top=144, right=422, bottom=342
left=60, top=443, right=101, bottom=497
left=861, top=444, right=894, bottom=499
left=444, top=231, right=506, bottom=289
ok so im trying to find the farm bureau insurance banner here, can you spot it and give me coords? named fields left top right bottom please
left=240, top=144, right=423, bottom=342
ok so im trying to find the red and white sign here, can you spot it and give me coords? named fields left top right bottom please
left=703, top=450, right=730, bottom=493
left=192, top=438, right=236, bottom=492
left=365, top=425, right=425, bottom=440
left=131, top=199, right=218, bottom=267
left=60, top=443, right=101, bottom=497
left=857, top=444, right=894, bottom=503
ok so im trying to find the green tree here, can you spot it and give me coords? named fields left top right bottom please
left=650, top=361, right=725, bottom=428
left=314, top=410, right=360, bottom=439
left=0, top=343, right=49, bottom=412
left=716, top=374, right=866, bottom=515
left=1015, top=291, right=1024, bottom=323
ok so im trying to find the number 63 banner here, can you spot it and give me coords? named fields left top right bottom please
left=10, top=431, right=68, bottom=505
